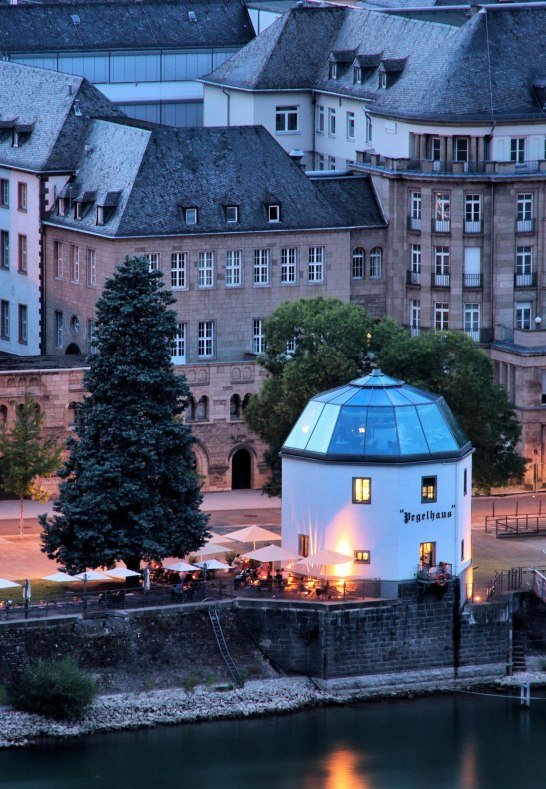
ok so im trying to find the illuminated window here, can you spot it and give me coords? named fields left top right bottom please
left=421, top=475, right=437, bottom=502
left=353, top=477, right=371, bottom=504
left=298, top=534, right=309, bottom=558
left=354, top=550, right=370, bottom=564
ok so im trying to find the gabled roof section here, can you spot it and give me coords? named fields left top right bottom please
left=310, top=175, right=386, bottom=228
left=0, top=0, right=254, bottom=53
left=0, top=60, right=123, bottom=172
left=202, top=6, right=344, bottom=90
left=46, top=125, right=385, bottom=237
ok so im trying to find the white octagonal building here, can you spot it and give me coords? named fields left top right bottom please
left=281, top=370, right=473, bottom=594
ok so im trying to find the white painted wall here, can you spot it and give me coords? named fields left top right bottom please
left=281, top=454, right=472, bottom=581
left=0, top=169, right=42, bottom=356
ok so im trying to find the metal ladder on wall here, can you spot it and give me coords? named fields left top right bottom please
left=208, top=603, right=242, bottom=686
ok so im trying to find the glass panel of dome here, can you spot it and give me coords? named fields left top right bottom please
left=284, top=401, right=325, bottom=449
left=306, top=403, right=340, bottom=453
left=400, top=385, right=433, bottom=404
left=328, top=387, right=360, bottom=405
left=384, top=388, right=413, bottom=406
left=437, top=399, right=469, bottom=447
left=417, top=404, right=458, bottom=452
left=343, top=387, right=374, bottom=406
left=368, top=388, right=393, bottom=406
left=363, top=406, right=399, bottom=455
left=315, top=386, right=354, bottom=403
left=328, top=406, right=368, bottom=454
left=395, top=406, right=429, bottom=455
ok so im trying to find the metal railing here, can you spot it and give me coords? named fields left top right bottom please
left=464, top=220, right=483, bottom=234
left=514, top=272, right=537, bottom=288
left=516, top=218, right=535, bottom=233
left=432, top=272, right=450, bottom=288
left=463, top=273, right=482, bottom=288
left=490, top=514, right=546, bottom=538
left=406, top=269, right=421, bottom=286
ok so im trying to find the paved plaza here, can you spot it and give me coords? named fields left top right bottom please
left=1, top=491, right=546, bottom=588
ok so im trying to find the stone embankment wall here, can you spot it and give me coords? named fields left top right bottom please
left=0, top=583, right=510, bottom=688
left=237, top=582, right=509, bottom=678
left=0, top=603, right=274, bottom=692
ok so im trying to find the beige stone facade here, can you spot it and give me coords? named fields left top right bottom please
left=32, top=221, right=387, bottom=491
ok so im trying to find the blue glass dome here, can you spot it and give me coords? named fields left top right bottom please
left=281, top=370, right=471, bottom=462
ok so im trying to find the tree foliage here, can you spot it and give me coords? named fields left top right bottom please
left=244, top=298, right=377, bottom=495
left=0, top=392, right=61, bottom=539
left=375, top=329, right=526, bottom=492
left=12, top=658, right=96, bottom=721
left=40, top=256, right=209, bottom=572
left=246, top=297, right=525, bottom=495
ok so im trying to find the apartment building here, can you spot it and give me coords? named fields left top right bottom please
left=1, top=0, right=254, bottom=126
left=0, top=60, right=123, bottom=357
left=201, top=3, right=546, bottom=483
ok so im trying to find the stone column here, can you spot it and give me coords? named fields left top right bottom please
left=470, top=137, right=478, bottom=164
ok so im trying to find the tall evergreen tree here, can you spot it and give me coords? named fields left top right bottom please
left=40, top=257, right=209, bottom=572
left=0, top=392, right=61, bottom=540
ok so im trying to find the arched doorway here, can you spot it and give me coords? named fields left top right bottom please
left=232, top=448, right=251, bottom=490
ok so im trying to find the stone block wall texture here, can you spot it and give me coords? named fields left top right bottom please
left=0, top=585, right=510, bottom=689
left=238, top=582, right=509, bottom=679
left=0, top=605, right=272, bottom=693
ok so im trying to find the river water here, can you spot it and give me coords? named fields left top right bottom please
left=1, top=692, right=544, bottom=789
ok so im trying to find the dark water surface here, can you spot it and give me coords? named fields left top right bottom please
left=1, top=692, right=545, bottom=789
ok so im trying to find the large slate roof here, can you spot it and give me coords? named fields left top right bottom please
left=44, top=123, right=385, bottom=236
left=0, top=60, right=123, bottom=172
left=0, top=0, right=253, bottom=53
left=203, top=4, right=546, bottom=122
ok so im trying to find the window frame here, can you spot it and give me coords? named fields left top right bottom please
left=17, top=182, right=27, bottom=212
left=253, top=249, right=270, bottom=286
left=198, top=251, right=215, bottom=289
left=352, top=247, right=365, bottom=280
left=316, top=105, right=325, bottom=134
left=225, top=249, right=243, bottom=288
left=171, top=322, right=186, bottom=362
left=267, top=204, right=280, bottom=223
left=421, top=475, right=437, bottom=503
left=171, top=251, right=187, bottom=289
left=308, top=246, right=325, bottom=283
left=354, top=550, right=371, bottom=564
left=54, top=310, right=64, bottom=349
left=225, top=205, right=239, bottom=224
left=0, top=300, right=9, bottom=340
left=86, top=248, right=96, bottom=287
left=328, top=107, right=336, bottom=136
left=70, top=245, right=80, bottom=283
left=0, top=178, right=8, bottom=208
left=18, top=303, right=28, bottom=344
left=369, top=247, right=382, bottom=279
left=185, top=207, right=198, bottom=225
left=197, top=320, right=214, bottom=358
left=353, top=477, right=372, bottom=504
left=434, top=301, right=449, bottom=331
left=280, top=247, right=297, bottom=285
left=346, top=111, right=355, bottom=141
left=17, top=234, right=27, bottom=274
left=252, top=318, right=265, bottom=355
left=275, top=105, right=299, bottom=133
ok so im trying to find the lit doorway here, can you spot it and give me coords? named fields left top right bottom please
left=232, top=448, right=251, bottom=490
left=419, top=541, right=436, bottom=568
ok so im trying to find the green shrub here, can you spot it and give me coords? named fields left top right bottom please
left=12, top=658, right=96, bottom=721
left=182, top=673, right=199, bottom=693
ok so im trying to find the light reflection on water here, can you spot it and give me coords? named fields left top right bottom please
left=1, top=693, right=545, bottom=789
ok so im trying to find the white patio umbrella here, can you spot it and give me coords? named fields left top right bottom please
left=163, top=560, right=195, bottom=573
left=190, top=542, right=229, bottom=558
left=224, top=525, right=281, bottom=551
left=196, top=559, right=231, bottom=571
left=0, top=578, right=21, bottom=589
left=208, top=531, right=236, bottom=544
left=143, top=567, right=151, bottom=592
left=103, top=568, right=141, bottom=579
left=242, top=545, right=302, bottom=564
left=297, top=549, right=353, bottom=566
left=42, top=572, right=76, bottom=583
left=74, top=570, right=111, bottom=598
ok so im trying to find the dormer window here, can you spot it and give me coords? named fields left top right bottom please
left=268, top=204, right=280, bottom=223
left=96, top=205, right=104, bottom=226
left=379, top=72, right=387, bottom=89
left=74, top=202, right=82, bottom=220
left=185, top=207, right=198, bottom=225
left=354, top=67, right=362, bottom=84
left=58, top=197, right=66, bottom=217
left=11, top=130, right=19, bottom=148
left=226, top=205, right=239, bottom=223
left=329, top=62, right=337, bottom=80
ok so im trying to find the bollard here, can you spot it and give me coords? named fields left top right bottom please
left=520, top=682, right=531, bottom=708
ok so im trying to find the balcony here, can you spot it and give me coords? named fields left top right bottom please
left=432, top=273, right=450, bottom=288
left=432, top=219, right=450, bottom=234
left=463, top=273, right=483, bottom=289
left=406, top=270, right=421, bottom=286
left=516, top=218, right=535, bottom=233
left=495, top=326, right=546, bottom=349
left=464, top=219, right=482, bottom=234
left=408, top=216, right=421, bottom=232
left=514, top=272, right=537, bottom=288
left=354, top=152, right=546, bottom=178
